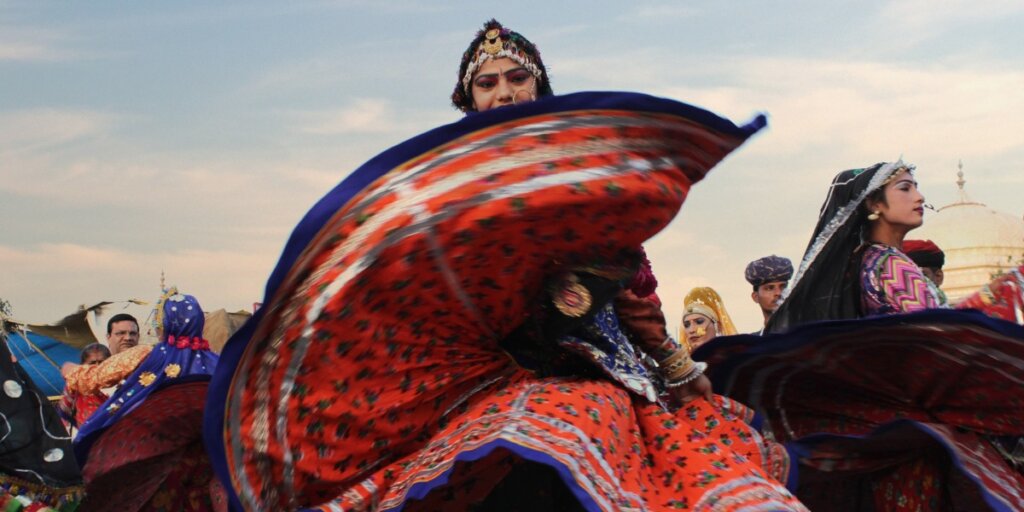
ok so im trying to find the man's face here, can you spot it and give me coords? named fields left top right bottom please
left=107, top=320, right=140, bottom=355
left=752, top=281, right=787, bottom=315
left=921, top=267, right=944, bottom=287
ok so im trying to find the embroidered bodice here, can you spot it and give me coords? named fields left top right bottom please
left=861, top=243, right=943, bottom=316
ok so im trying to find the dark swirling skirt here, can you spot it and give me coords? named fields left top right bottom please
left=695, top=309, right=1024, bottom=511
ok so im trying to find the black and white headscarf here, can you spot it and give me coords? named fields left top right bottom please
left=766, top=160, right=912, bottom=333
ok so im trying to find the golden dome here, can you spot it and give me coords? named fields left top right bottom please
left=912, top=162, right=1024, bottom=302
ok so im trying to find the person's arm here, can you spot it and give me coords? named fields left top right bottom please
left=875, top=251, right=941, bottom=313
left=614, top=289, right=684, bottom=359
left=56, top=386, right=76, bottom=425
left=615, top=289, right=712, bottom=404
left=955, top=264, right=1024, bottom=321
left=62, top=344, right=153, bottom=394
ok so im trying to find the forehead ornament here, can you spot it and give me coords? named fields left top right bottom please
left=482, top=29, right=502, bottom=55
left=461, top=30, right=543, bottom=95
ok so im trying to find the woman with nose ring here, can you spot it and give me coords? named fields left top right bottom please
left=450, top=19, right=551, bottom=113
left=694, top=160, right=1024, bottom=511
left=680, top=287, right=737, bottom=351
left=205, top=18, right=806, bottom=512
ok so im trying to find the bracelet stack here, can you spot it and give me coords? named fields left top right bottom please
left=664, top=362, right=708, bottom=388
left=660, top=349, right=695, bottom=380
left=657, top=338, right=708, bottom=388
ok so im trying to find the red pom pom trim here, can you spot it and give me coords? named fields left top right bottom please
left=165, top=335, right=210, bottom=351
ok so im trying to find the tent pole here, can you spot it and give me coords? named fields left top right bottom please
left=15, top=329, right=61, bottom=370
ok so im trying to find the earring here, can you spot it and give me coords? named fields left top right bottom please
left=867, top=210, right=880, bottom=221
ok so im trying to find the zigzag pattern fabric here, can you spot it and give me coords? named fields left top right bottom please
left=862, top=243, right=940, bottom=315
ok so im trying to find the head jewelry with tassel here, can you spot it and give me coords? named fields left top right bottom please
left=451, top=19, right=553, bottom=112
left=153, top=286, right=205, bottom=342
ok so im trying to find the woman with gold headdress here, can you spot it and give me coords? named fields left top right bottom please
left=203, top=19, right=805, bottom=511
left=680, top=287, right=737, bottom=350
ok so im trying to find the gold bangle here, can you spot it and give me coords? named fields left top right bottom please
left=659, top=349, right=691, bottom=369
left=665, top=362, right=708, bottom=388
left=665, top=359, right=696, bottom=381
left=659, top=349, right=696, bottom=381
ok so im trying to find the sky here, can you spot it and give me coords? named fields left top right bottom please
left=2, top=0, right=1023, bottom=334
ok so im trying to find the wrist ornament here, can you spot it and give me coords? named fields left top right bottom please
left=659, top=348, right=696, bottom=382
left=664, top=362, right=708, bottom=388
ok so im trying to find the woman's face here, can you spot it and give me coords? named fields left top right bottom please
left=471, top=57, right=537, bottom=112
left=83, top=351, right=108, bottom=366
left=877, top=169, right=925, bottom=230
left=683, top=313, right=718, bottom=348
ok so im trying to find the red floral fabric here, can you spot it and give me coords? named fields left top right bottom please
left=216, top=107, right=798, bottom=510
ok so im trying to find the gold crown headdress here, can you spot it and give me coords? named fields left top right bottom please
left=682, top=287, right=737, bottom=337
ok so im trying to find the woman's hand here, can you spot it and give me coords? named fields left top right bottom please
left=669, top=374, right=714, bottom=405
left=61, top=362, right=79, bottom=376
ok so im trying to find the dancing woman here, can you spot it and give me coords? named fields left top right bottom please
left=769, top=161, right=938, bottom=331
left=204, top=19, right=804, bottom=512
left=701, top=161, right=1024, bottom=511
left=74, top=289, right=221, bottom=511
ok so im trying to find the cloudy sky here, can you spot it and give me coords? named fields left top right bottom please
left=2, top=1, right=1022, bottom=333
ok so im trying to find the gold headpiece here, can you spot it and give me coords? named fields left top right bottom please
left=684, top=302, right=718, bottom=324
left=481, top=29, right=503, bottom=55
left=681, top=287, right=737, bottom=337
left=461, top=29, right=544, bottom=94
left=151, top=285, right=183, bottom=335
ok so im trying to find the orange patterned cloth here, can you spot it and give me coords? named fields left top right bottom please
left=209, top=98, right=800, bottom=510
left=957, top=264, right=1024, bottom=322
left=63, top=345, right=153, bottom=395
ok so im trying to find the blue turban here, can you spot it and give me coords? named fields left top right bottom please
left=745, top=255, right=793, bottom=290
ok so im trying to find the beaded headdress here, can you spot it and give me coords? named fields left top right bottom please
left=151, top=286, right=180, bottom=338
left=451, top=19, right=553, bottom=112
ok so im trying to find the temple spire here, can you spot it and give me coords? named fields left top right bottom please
left=956, top=159, right=965, bottom=192
left=949, top=159, right=981, bottom=207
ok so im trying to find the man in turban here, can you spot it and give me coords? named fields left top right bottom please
left=903, top=239, right=948, bottom=305
left=902, top=239, right=945, bottom=286
left=744, top=255, right=793, bottom=328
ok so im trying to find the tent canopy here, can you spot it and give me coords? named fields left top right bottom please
left=5, top=328, right=80, bottom=396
